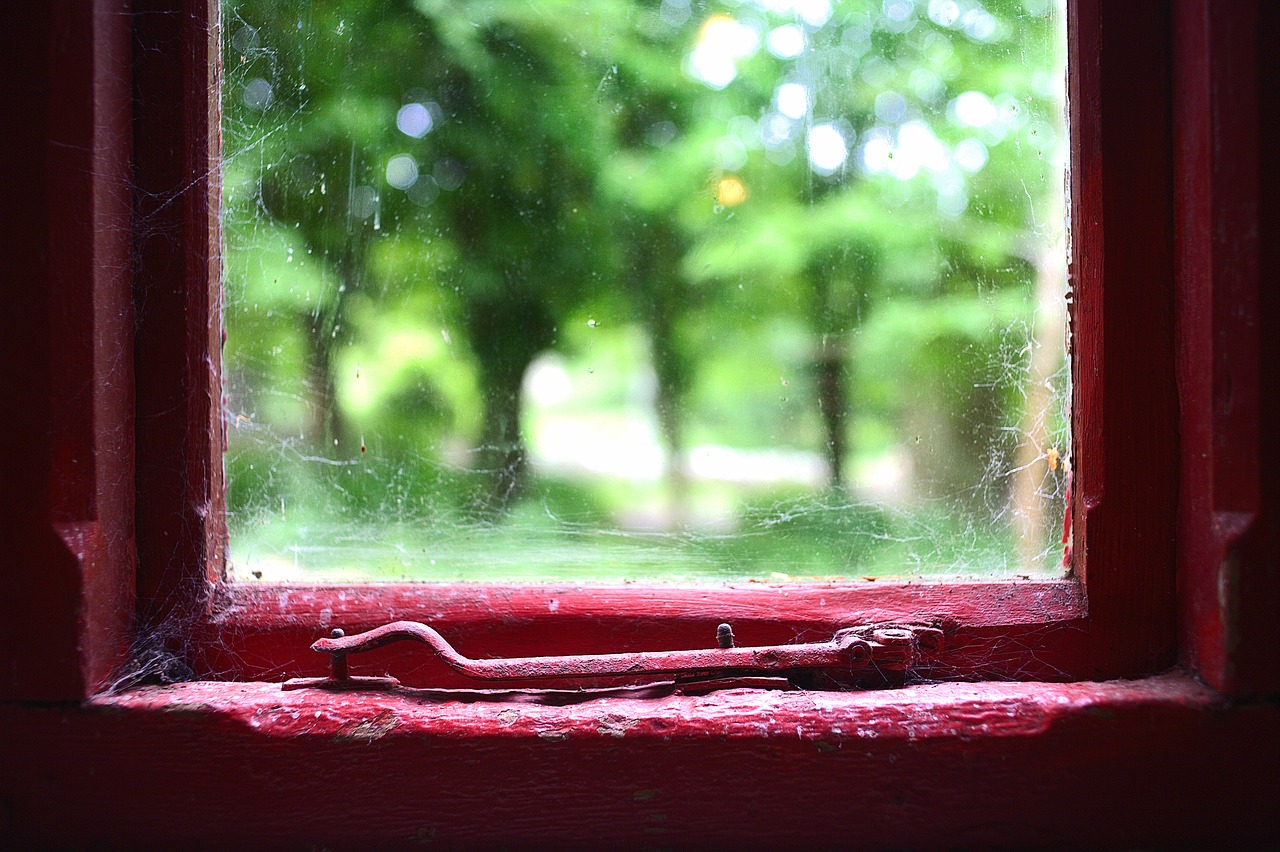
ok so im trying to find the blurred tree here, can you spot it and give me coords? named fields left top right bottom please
left=226, top=0, right=630, bottom=508
left=223, top=0, right=1067, bottom=565
left=676, top=0, right=1065, bottom=503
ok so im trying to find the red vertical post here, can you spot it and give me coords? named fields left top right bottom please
left=133, top=0, right=225, bottom=647
left=1174, top=0, right=1280, bottom=695
left=0, top=1, right=137, bottom=699
left=1069, top=0, right=1179, bottom=676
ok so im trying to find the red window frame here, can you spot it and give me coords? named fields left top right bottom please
left=2, top=0, right=1279, bottom=845
left=3, top=0, right=1187, bottom=691
left=156, top=0, right=1176, bottom=688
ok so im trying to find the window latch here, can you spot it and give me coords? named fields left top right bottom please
left=282, top=620, right=943, bottom=692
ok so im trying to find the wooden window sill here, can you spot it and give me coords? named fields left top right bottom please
left=6, top=667, right=1278, bottom=847
left=4, top=669, right=1272, bottom=847
left=97, top=669, right=1217, bottom=742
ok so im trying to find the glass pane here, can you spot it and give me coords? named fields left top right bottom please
left=222, top=0, right=1068, bottom=583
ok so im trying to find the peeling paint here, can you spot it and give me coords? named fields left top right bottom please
left=335, top=709, right=399, bottom=742
left=596, top=716, right=638, bottom=738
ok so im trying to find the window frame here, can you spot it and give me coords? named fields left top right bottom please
left=183, top=0, right=1175, bottom=687
left=3, top=0, right=1280, bottom=846
left=13, top=0, right=1278, bottom=693
left=10, top=0, right=1186, bottom=698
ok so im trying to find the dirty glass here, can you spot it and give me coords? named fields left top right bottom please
left=222, top=0, right=1069, bottom=583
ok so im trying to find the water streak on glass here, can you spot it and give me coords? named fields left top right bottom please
left=222, top=0, right=1069, bottom=583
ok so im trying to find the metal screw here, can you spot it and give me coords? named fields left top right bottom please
left=329, top=628, right=349, bottom=680
left=716, top=623, right=735, bottom=649
left=872, top=627, right=913, bottom=645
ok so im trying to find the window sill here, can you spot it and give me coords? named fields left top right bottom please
left=4, top=670, right=1274, bottom=847
left=94, top=669, right=1215, bottom=743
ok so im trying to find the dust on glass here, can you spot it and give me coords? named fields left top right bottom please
left=221, top=0, right=1069, bottom=583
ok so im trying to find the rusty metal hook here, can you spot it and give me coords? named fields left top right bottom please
left=282, top=620, right=941, bottom=692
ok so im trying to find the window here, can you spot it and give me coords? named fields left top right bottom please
left=19, top=0, right=1171, bottom=686
left=115, top=0, right=1170, bottom=689
left=178, top=0, right=1171, bottom=688
left=220, top=0, right=1071, bottom=588
left=3, top=0, right=1278, bottom=846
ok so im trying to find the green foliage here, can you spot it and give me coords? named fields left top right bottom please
left=222, top=0, right=1069, bottom=581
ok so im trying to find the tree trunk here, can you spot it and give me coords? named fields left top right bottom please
left=1010, top=54, right=1069, bottom=574
left=815, top=335, right=848, bottom=488
left=630, top=222, right=693, bottom=526
left=303, top=309, right=345, bottom=451
left=809, top=256, right=859, bottom=490
left=477, top=372, right=528, bottom=511
left=302, top=242, right=362, bottom=455
left=1011, top=245, right=1068, bottom=572
left=465, top=293, right=556, bottom=514
left=648, top=302, right=690, bottom=524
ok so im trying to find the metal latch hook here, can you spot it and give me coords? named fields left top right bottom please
left=282, top=620, right=942, bottom=692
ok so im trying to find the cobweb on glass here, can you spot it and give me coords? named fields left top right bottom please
left=218, top=0, right=1071, bottom=586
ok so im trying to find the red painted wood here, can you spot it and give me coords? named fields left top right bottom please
left=45, top=0, right=1168, bottom=695
left=199, top=581, right=1089, bottom=686
left=1, top=5, right=64, bottom=700
left=133, top=0, right=226, bottom=635
left=4, top=1, right=1280, bottom=847
left=1242, top=0, right=1280, bottom=694
left=1174, top=0, right=1280, bottom=696
left=0, top=2, right=135, bottom=700
left=1, top=673, right=1275, bottom=847
left=172, top=0, right=1172, bottom=687
left=1067, top=0, right=1179, bottom=677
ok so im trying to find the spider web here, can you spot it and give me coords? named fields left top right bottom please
left=217, top=0, right=1070, bottom=593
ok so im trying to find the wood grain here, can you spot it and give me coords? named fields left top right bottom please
left=1173, top=0, right=1280, bottom=696
left=2, top=673, right=1276, bottom=848
left=133, top=0, right=225, bottom=638
left=1068, top=0, right=1180, bottom=677
left=0, top=1, right=135, bottom=700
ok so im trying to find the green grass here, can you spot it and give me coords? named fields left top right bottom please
left=227, top=469, right=1064, bottom=583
